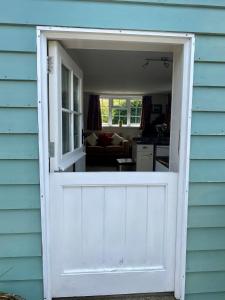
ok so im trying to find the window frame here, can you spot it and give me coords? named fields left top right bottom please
left=49, top=41, right=84, bottom=172
left=100, top=95, right=142, bottom=127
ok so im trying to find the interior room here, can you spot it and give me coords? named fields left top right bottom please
left=49, top=41, right=173, bottom=172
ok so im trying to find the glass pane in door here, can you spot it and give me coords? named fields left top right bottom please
left=73, top=75, right=79, bottom=111
left=62, top=111, right=71, bottom=154
left=74, top=114, right=79, bottom=149
left=62, top=65, right=70, bottom=109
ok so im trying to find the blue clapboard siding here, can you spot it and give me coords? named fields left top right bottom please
left=0, top=135, right=38, bottom=159
left=0, top=281, right=43, bottom=300
left=194, top=62, right=225, bottom=87
left=191, top=136, right=225, bottom=159
left=0, top=52, right=36, bottom=81
left=0, top=25, right=36, bottom=53
left=187, top=228, right=225, bottom=251
left=0, top=160, right=39, bottom=184
left=0, top=2, right=225, bottom=300
left=0, top=257, right=42, bottom=281
left=192, top=87, right=225, bottom=112
left=0, top=185, right=40, bottom=210
left=0, top=81, right=37, bottom=107
left=186, top=272, right=225, bottom=294
left=195, top=35, right=225, bottom=62
left=189, top=183, right=225, bottom=206
left=0, top=22, right=42, bottom=300
left=190, top=160, right=225, bottom=182
left=186, top=250, right=225, bottom=273
left=0, top=210, right=41, bottom=234
left=2, top=1, right=225, bottom=35
left=188, top=206, right=225, bottom=228
left=0, top=233, right=42, bottom=258
left=0, top=108, right=38, bottom=133
left=186, top=292, right=225, bottom=300
left=191, top=112, right=225, bottom=135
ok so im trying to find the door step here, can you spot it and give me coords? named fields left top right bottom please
left=55, top=293, right=176, bottom=300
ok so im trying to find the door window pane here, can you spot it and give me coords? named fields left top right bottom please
left=74, top=115, right=79, bottom=149
left=62, top=111, right=71, bottom=154
left=73, top=75, right=79, bottom=111
left=112, top=98, right=127, bottom=107
left=62, top=65, right=70, bottom=109
left=100, top=98, right=109, bottom=125
left=130, top=99, right=142, bottom=125
left=112, top=108, right=127, bottom=125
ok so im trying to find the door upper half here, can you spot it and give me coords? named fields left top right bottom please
left=48, top=41, right=84, bottom=172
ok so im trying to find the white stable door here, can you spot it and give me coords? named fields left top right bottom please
left=48, top=42, right=178, bottom=298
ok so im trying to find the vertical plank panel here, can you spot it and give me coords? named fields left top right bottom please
left=62, top=187, right=82, bottom=270
left=125, top=186, right=148, bottom=266
left=104, top=187, right=126, bottom=268
left=147, top=186, right=166, bottom=267
left=82, top=187, right=104, bottom=268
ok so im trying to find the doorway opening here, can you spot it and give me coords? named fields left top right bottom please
left=48, top=41, right=175, bottom=173
left=37, top=27, right=194, bottom=300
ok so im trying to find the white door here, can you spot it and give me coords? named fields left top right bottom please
left=49, top=41, right=85, bottom=172
left=48, top=42, right=178, bottom=298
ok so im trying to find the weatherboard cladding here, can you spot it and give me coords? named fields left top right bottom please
left=0, top=1, right=225, bottom=300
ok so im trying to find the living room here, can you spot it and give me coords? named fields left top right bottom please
left=49, top=41, right=173, bottom=172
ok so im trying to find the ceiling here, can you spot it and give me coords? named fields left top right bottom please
left=67, top=48, right=173, bottom=95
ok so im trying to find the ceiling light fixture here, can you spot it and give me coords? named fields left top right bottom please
left=142, top=57, right=172, bottom=69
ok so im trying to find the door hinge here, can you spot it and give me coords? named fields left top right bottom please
left=49, top=142, right=55, bottom=158
left=47, top=56, right=54, bottom=74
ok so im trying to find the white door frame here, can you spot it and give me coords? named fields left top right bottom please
left=36, top=26, right=195, bottom=300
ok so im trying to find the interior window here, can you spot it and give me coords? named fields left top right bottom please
left=100, top=96, right=142, bottom=127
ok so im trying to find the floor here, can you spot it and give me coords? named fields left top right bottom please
left=86, top=164, right=117, bottom=172
left=57, top=293, right=176, bottom=300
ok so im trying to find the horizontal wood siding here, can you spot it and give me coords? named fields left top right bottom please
left=0, top=2, right=225, bottom=300
left=1, top=1, right=225, bottom=34
left=187, top=33, right=225, bottom=300
left=0, top=25, right=42, bottom=300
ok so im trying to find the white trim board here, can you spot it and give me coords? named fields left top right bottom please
left=37, top=26, right=194, bottom=300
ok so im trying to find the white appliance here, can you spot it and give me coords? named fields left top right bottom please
left=132, top=142, right=154, bottom=171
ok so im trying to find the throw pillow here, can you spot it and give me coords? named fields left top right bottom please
left=86, top=132, right=98, bottom=146
left=98, top=133, right=112, bottom=147
left=111, top=133, right=124, bottom=145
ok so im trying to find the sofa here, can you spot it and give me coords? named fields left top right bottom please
left=85, top=132, right=129, bottom=165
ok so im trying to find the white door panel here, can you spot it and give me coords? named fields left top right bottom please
left=50, top=172, right=178, bottom=297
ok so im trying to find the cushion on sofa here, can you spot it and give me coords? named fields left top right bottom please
left=86, top=132, right=98, bottom=146
left=111, top=133, right=124, bottom=145
left=98, top=133, right=112, bottom=146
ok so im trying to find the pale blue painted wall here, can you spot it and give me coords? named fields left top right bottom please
left=0, top=1, right=225, bottom=299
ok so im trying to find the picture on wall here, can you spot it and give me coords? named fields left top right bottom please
left=152, top=104, right=162, bottom=114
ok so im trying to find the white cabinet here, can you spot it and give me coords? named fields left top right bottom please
left=132, top=143, right=154, bottom=171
